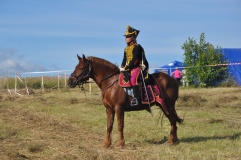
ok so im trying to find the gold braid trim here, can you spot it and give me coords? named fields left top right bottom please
left=125, top=26, right=137, bottom=36
left=124, top=44, right=137, bottom=65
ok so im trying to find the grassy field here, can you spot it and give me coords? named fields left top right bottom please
left=0, top=86, right=241, bottom=160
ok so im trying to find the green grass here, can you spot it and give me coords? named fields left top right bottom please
left=0, top=87, right=241, bottom=159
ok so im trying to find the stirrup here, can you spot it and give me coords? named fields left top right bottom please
left=131, top=98, right=138, bottom=106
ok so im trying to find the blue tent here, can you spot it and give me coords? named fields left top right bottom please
left=154, top=61, right=185, bottom=76
left=221, top=48, right=241, bottom=85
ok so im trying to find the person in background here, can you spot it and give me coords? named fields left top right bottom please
left=172, top=67, right=182, bottom=85
left=120, top=26, right=149, bottom=106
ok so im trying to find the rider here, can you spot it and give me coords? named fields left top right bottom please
left=120, top=26, right=149, bottom=106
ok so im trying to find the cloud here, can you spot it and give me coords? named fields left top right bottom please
left=0, top=48, right=46, bottom=74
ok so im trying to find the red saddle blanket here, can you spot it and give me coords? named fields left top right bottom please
left=141, top=85, right=164, bottom=105
left=119, top=72, right=169, bottom=114
left=141, top=85, right=155, bottom=104
left=118, top=71, right=131, bottom=87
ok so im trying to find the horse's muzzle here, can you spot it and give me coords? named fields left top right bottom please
left=68, top=79, right=77, bottom=88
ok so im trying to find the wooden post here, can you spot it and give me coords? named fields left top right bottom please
left=89, top=79, right=91, bottom=94
left=41, top=76, right=44, bottom=92
left=64, top=73, right=67, bottom=88
left=15, top=73, right=17, bottom=94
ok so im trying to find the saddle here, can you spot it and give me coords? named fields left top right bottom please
left=118, top=71, right=169, bottom=114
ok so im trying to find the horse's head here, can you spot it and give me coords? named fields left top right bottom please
left=68, top=54, right=91, bottom=88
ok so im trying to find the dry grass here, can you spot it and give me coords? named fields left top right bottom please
left=0, top=87, right=241, bottom=160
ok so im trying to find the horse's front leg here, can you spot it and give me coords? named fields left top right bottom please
left=104, top=108, right=115, bottom=148
left=115, top=105, right=125, bottom=148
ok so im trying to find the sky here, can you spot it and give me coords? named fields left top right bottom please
left=0, top=0, right=241, bottom=75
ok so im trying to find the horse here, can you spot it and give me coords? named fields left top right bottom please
left=68, top=54, right=183, bottom=148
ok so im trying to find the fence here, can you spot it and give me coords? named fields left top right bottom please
left=0, top=70, right=97, bottom=96
left=2, top=70, right=70, bottom=95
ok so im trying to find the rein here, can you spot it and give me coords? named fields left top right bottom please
left=99, top=71, right=120, bottom=88
left=100, top=72, right=119, bottom=99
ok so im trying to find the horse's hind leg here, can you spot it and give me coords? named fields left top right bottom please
left=104, top=108, right=115, bottom=148
left=167, top=113, right=178, bottom=144
left=157, top=103, right=178, bottom=144
left=165, top=102, right=180, bottom=144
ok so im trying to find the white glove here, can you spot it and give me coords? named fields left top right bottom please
left=120, top=67, right=125, bottom=71
left=140, top=64, right=146, bottom=70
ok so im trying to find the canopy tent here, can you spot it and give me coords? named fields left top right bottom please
left=154, top=61, right=185, bottom=76
left=221, top=48, right=241, bottom=85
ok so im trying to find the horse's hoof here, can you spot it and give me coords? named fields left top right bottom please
left=115, top=141, right=125, bottom=148
left=166, top=140, right=179, bottom=145
left=103, top=145, right=109, bottom=149
left=115, top=144, right=124, bottom=149
left=103, top=142, right=111, bottom=148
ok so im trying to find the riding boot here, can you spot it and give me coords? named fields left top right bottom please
left=131, top=85, right=141, bottom=106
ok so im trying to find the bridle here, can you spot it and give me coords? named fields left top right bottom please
left=70, top=58, right=120, bottom=94
left=70, top=59, right=91, bottom=87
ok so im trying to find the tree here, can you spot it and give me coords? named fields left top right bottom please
left=182, top=33, right=228, bottom=87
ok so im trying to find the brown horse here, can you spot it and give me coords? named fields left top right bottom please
left=68, top=54, right=183, bottom=148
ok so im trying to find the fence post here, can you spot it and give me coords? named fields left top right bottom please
left=15, top=73, right=17, bottom=93
left=41, top=76, right=44, bottom=92
left=89, top=79, right=91, bottom=94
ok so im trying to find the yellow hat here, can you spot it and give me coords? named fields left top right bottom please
left=124, top=26, right=140, bottom=38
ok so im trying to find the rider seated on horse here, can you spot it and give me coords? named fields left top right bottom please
left=120, top=26, right=149, bottom=106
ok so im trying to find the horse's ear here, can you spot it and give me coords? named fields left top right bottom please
left=82, top=54, right=86, bottom=60
left=77, top=54, right=82, bottom=61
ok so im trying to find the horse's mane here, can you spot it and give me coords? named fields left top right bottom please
left=88, top=56, right=119, bottom=71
